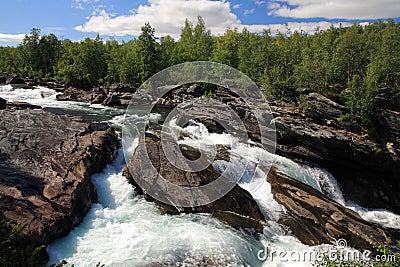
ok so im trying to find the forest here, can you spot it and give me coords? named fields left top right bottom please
left=1, top=17, right=400, bottom=131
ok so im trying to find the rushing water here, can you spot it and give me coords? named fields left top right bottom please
left=1, top=84, right=399, bottom=266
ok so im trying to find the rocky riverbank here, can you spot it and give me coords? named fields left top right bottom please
left=1, top=72, right=136, bottom=107
left=3, top=80, right=399, bottom=254
left=0, top=109, right=120, bottom=261
left=151, top=84, right=400, bottom=215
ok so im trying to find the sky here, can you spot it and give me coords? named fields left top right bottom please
left=0, top=0, right=399, bottom=46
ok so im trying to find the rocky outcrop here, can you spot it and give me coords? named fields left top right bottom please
left=267, top=168, right=392, bottom=250
left=154, top=84, right=400, bottom=214
left=1, top=72, right=67, bottom=89
left=56, top=84, right=136, bottom=107
left=272, top=103, right=400, bottom=214
left=5, top=74, right=24, bottom=84
left=123, top=132, right=266, bottom=233
left=300, top=92, right=349, bottom=122
left=0, top=110, right=119, bottom=252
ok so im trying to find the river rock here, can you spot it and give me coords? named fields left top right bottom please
left=272, top=103, right=400, bottom=214
left=301, top=92, right=348, bottom=122
left=6, top=101, right=42, bottom=110
left=0, top=110, right=119, bottom=253
left=267, top=168, right=392, bottom=250
left=123, top=132, right=266, bottom=233
left=0, top=97, right=6, bottom=110
left=5, top=74, right=24, bottom=84
left=373, top=107, right=400, bottom=138
left=155, top=84, right=400, bottom=215
left=56, top=87, right=93, bottom=102
left=56, top=86, right=136, bottom=107
left=0, top=72, right=8, bottom=83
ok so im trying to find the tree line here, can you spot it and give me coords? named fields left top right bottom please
left=1, top=17, right=400, bottom=130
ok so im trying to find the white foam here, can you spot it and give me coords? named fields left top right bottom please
left=47, top=150, right=265, bottom=267
left=45, top=108, right=400, bottom=267
left=0, top=85, right=59, bottom=104
left=345, top=202, right=400, bottom=230
left=0, top=84, right=13, bottom=92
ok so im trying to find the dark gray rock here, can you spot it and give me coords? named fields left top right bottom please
left=0, top=97, right=6, bottom=110
left=272, top=103, right=400, bottom=214
left=6, top=101, right=42, bottom=110
left=267, top=168, right=392, bottom=250
left=0, top=72, right=7, bottom=83
left=301, top=92, right=348, bottom=121
left=154, top=84, right=400, bottom=214
left=123, top=132, right=266, bottom=233
left=5, top=74, right=24, bottom=84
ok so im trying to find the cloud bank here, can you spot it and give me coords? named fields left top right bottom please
left=74, top=0, right=360, bottom=38
left=0, top=33, right=25, bottom=43
left=268, top=0, right=400, bottom=20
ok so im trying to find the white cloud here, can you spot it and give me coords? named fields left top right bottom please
left=244, top=21, right=353, bottom=34
left=244, top=9, right=255, bottom=15
left=72, top=0, right=101, bottom=10
left=0, top=33, right=25, bottom=43
left=74, top=0, right=355, bottom=38
left=255, top=1, right=266, bottom=5
left=268, top=0, right=400, bottom=20
left=75, top=0, right=241, bottom=38
left=233, top=4, right=240, bottom=9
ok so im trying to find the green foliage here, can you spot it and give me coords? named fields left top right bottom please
left=339, top=74, right=376, bottom=132
left=0, top=198, right=45, bottom=267
left=1, top=20, right=400, bottom=130
left=138, top=22, right=158, bottom=83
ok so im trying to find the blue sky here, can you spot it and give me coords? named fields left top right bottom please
left=1, top=0, right=399, bottom=46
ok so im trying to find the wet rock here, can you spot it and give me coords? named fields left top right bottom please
left=0, top=110, right=119, bottom=250
left=56, top=87, right=93, bottom=102
left=5, top=74, right=24, bottom=84
left=267, top=168, right=391, bottom=250
left=373, top=108, right=400, bottom=138
left=272, top=103, right=400, bottom=214
left=0, top=97, right=6, bottom=110
left=0, top=72, right=7, bottom=83
left=123, top=132, right=265, bottom=233
left=56, top=86, right=136, bottom=107
left=6, top=101, right=42, bottom=110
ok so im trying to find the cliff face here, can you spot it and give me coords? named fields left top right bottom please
left=0, top=110, right=119, bottom=249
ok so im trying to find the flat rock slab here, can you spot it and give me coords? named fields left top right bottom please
left=267, top=168, right=392, bottom=251
left=0, top=109, right=119, bottom=247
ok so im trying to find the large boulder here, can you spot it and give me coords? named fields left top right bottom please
left=373, top=108, right=400, bottom=138
left=272, top=104, right=400, bottom=214
left=0, top=110, right=119, bottom=251
left=56, top=86, right=136, bottom=107
left=267, top=168, right=392, bottom=250
left=300, top=92, right=348, bottom=122
left=123, top=132, right=266, bottom=232
left=56, top=87, right=93, bottom=102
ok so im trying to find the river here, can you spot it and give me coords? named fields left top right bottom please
left=1, top=84, right=399, bottom=267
